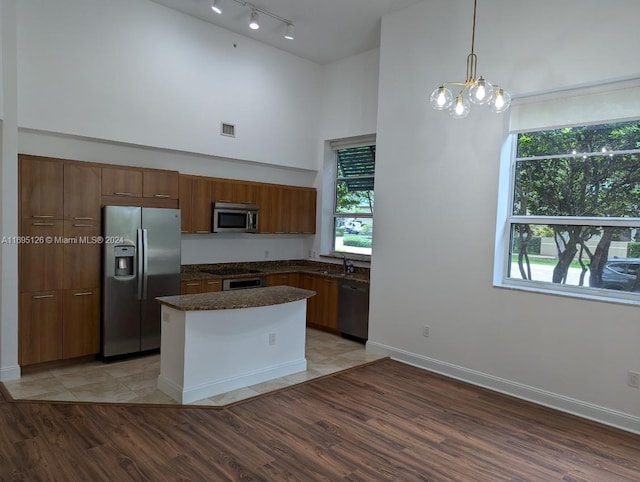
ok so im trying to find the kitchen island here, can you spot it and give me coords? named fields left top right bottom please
left=156, top=286, right=315, bottom=404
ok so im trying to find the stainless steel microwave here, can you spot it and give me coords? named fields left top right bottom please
left=212, top=202, right=259, bottom=233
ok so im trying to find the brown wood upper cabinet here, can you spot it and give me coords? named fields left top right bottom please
left=20, top=156, right=64, bottom=220
left=143, top=170, right=179, bottom=199
left=64, top=164, right=101, bottom=221
left=210, top=179, right=236, bottom=203
left=179, top=175, right=212, bottom=234
left=101, top=167, right=143, bottom=197
left=211, top=179, right=257, bottom=204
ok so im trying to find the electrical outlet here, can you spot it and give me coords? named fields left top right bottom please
left=422, top=325, right=430, bottom=337
left=628, top=371, right=640, bottom=388
left=269, top=333, right=276, bottom=346
left=265, top=250, right=270, bottom=259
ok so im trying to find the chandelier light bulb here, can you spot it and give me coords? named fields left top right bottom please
left=490, top=86, right=511, bottom=113
left=469, top=77, right=494, bottom=105
left=450, top=95, right=470, bottom=119
left=249, top=9, right=260, bottom=29
left=430, top=86, right=453, bottom=110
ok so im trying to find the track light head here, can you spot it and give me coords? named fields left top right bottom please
left=284, top=23, right=294, bottom=40
left=249, top=9, right=260, bottom=30
left=211, top=0, right=222, bottom=14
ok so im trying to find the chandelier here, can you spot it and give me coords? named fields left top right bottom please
left=430, top=0, right=511, bottom=119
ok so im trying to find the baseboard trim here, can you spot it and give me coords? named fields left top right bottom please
left=0, top=365, right=21, bottom=382
left=366, top=341, right=640, bottom=435
left=159, top=358, right=308, bottom=405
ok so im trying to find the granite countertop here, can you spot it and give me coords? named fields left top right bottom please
left=157, top=285, right=316, bottom=311
left=181, top=260, right=370, bottom=283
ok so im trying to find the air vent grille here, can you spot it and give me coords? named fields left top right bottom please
left=221, top=122, right=236, bottom=138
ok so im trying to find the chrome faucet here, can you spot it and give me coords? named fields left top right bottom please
left=343, top=255, right=354, bottom=274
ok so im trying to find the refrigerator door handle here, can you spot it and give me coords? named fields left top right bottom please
left=137, top=228, right=144, bottom=300
left=142, top=228, right=149, bottom=300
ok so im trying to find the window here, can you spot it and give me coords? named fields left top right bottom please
left=502, top=119, right=640, bottom=299
left=331, top=139, right=375, bottom=257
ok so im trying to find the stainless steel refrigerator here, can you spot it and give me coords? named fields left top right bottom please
left=102, top=206, right=181, bottom=358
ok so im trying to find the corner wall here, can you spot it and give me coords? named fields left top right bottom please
left=369, top=0, right=640, bottom=433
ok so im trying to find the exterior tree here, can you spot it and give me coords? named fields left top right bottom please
left=514, top=121, right=640, bottom=286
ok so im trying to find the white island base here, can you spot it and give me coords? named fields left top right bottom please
left=157, top=297, right=308, bottom=404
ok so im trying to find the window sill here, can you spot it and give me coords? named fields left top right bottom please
left=495, top=279, right=640, bottom=307
left=322, top=252, right=371, bottom=264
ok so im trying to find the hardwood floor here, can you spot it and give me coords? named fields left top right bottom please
left=1, top=358, right=639, bottom=481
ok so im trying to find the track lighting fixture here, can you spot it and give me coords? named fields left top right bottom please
left=213, top=0, right=295, bottom=40
left=210, top=0, right=222, bottom=15
left=249, top=9, right=259, bottom=29
left=284, top=23, right=294, bottom=40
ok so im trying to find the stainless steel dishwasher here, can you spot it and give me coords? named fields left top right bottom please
left=338, top=280, right=370, bottom=341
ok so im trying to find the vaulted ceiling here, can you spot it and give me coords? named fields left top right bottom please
left=150, top=0, right=424, bottom=64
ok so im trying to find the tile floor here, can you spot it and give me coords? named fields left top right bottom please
left=3, top=329, right=384, bottom=407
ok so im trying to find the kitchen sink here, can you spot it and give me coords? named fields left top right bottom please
left=315, top=270, right=347, bottom=277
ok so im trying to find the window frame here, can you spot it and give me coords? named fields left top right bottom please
left=329, top=136, right=376, bottom=260
left=496, top=122, right=640, bottom=305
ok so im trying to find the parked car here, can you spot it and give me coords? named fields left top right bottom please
left=344, top=221, right=363, bottom=234
left=600, top=258, right=640, bottom=291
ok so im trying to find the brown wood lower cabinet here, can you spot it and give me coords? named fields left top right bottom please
left=62, top=289, right=100, bottom=359
left=299, top=274, right=338, bottom=331
left=19, top=291, right=63, bottom=365
left=266, top=273, right=299, bottom=287
left=202, top=279, right=222, bottom=293
left=181, top=281, right=203, bottom=294
left=180, top=279, right=222, bottom=294
left=19, top=289, right=100, bottom=365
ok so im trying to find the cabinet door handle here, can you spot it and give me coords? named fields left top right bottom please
left=114, top=192, right=134, bottom=196
left=32, top=222, right=54, bottom=226
left=73, top=291, right=93, bottom=296
left=186, top=282, right=199, bottom=286
left=195, top=231, right=210, bottom=234
left=153, top=194, right=171, bottom=198
left=33, top=294, right=54, bottom=299
left=73, top=224, right=94, bottom=227
left=32, top=215, right=54, bottom=219
left=73, top=217, right=94, bottom=220
left=206, top=281, right=220, bottom=285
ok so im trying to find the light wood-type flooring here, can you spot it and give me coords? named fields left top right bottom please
left=1, top=356, right=640, bottom=480
left=3, top=329, right=382, bottom=406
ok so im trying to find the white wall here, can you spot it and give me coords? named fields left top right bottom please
left=320, top=48, right=379, bottom=142
left=17, top=0, right=321, bottom=171
left=313, top=48, right=380, bottom=260
left=0, top=0, right=19, bottom=381
left=369, top=0, right=640, bottom=433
